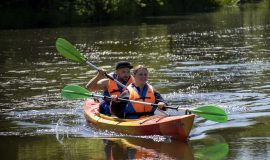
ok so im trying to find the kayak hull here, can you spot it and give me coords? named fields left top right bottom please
left=83, top=99, right=195, bottom=141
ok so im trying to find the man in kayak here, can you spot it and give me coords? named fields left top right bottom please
left=86, top=61, right=134, bottom=115
left=110, top=65, right=166, bottom=119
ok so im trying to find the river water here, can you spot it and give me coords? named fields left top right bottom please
left=1, top=2, right=270, bottom=160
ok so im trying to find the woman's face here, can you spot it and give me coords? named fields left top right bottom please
left=134, top=68, right=148, bottom=85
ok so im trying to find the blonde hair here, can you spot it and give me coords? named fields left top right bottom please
left=133, top=65, right=148, bottom=75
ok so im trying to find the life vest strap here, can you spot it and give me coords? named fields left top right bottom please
left=109, top=89, right=121, bottom=94
left=134, top=97, right=151, bottom=101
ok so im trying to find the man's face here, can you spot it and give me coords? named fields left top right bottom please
left=116, top=68, right=131, bottom=81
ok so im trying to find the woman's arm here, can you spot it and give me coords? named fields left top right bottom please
left=154, top=91, right=167, bottom=110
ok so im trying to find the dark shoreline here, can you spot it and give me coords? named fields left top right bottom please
left=0, top=0, right=259, bottom=30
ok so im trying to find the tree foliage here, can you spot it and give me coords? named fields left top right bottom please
left=0, top=0, right=256, bottom=29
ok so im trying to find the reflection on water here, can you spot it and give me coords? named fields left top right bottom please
left=101, top=137, right=193, bottom=159
left=0, top=1, right=270, bottom=160
left=0, top=135, right=229, bottom=160
left=103, top=136, right=229, bottom=160
left=191, top=135, right=229, bottom=160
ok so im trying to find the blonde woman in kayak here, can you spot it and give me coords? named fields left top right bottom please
left=111, top=65, right=166, bottom=119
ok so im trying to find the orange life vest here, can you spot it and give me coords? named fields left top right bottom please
left=126, top=83, right=156, bottom=113
left=102, top=73, right=134, bottom=116
left=107, top=73, right=134, bottom=96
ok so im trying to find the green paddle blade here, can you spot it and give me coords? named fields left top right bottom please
left=56, top=38, right=86, bottom=63
left=61, top=85, right=93, bottom=99
left=190, top=105, right=228, bottom=122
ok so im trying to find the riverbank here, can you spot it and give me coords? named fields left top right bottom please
left=0, top=0, right=261, bottom=29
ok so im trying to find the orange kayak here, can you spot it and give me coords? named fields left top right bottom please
left=83, top=99, right=195, bottom=141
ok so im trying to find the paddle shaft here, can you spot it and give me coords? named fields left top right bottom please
left=165, top=106, right=188, bottom=111
left=61, top=85, right=228, bottom=122
left=93, top=94, right=181, bottom=116
left=165, top=106, right=227, bottom=116
left=56, top=38, right=126, bottom=88
left=96, top=96, right=222, bottom=115
left=85, top=60, right=126, bottom=88
left=63, top=89, right=222, bottom=115
left=92, top=94, right=159, bottom=107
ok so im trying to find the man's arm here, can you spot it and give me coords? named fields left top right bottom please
left=85, top=71, right=108, bottom=91
left=110, top=90, right=129, bottom=118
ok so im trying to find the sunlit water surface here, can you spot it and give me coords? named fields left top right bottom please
left=1, top=2, right=270, bottom=160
